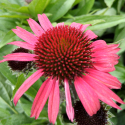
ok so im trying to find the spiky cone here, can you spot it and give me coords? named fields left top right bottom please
left=7, top=48, right=34, bottom=74
left=74, top=101, right=114, bottom=125
left=0, top=14, right=124, bottom=124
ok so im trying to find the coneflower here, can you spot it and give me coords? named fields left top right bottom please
left=0, top=14, right=124, bottom=124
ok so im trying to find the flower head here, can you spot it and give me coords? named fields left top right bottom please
left=8, top=48, right=31, bottom=71
left=0, top=14, right=124, bottom=124
left=74, top=101, right=113, bottom=125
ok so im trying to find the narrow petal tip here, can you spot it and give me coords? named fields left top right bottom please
left=35, top=116, right=38, bottom=120
left=13, top=98, right=17, bottom=106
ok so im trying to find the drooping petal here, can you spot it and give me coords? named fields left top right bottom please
left=70, top=22, right=91, bottom=32
left=13, top=69, right=44, bottom=105
left=86, top=68, right=121, bottom=89
left=91, top=40, right=120, bottom=72
left=74, top=76, right=100, bottom=116
left=12, top=26, right=38, bottom=45
left=64, top=79, right=74, bottom=122
left=92, top=63, right=115, bottom=72
left=107, top=44, right=119, bottom=50
left=27, top=18, right=44, bottom=36
left=84, top=30, right=97, bottom=40
left=8, top=41, right=34, bottom=50
left=38, top=14, right=53, bottom=31
left=90, top=40, right=107, bottom=50
left=91, top=55, right=119, bottom=72
left=31, top=77, right=54, bottom=119
left=0, top=53, right=36, bottom=63
left=48, top=78, right=60, bottom=124
left=83, top=74, right=125, bottom=109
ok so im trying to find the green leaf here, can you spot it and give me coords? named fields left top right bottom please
left=13, top=72, right=42, bottom=99
left=0, top=30, right=16, bottom=49
left=0, top=45, right=17, bottom=85
left=72, top=0, right=82, bottom=7
left=0, top=31, right=6, bottom=42
left=116, top=111, right=125, bottom=125
left=17, top=6, right=30, bottom=14
left=21, top=103, right=48, bottom=119
left=8, top=0, right=26, bottom=6
left=0, top=0, right=9, bottom=4
left=0, top=14, right=30, bottom=19
left=45, top=0, right=75, bottom=22
left=0, top=80, right=18, bottom=114
left=117, top=0, right=124, bottom=13
left=0, top=2, right=29, bottom=14
left=12, top=74, right=25, bottom=98
left=77, top=0, right=95, bottom=15
left=66, top=15, right=125, bottom=31
left=0, top=3, right=20, bottom=12
left=104, top=0, right=115, bottom=8
left=0, top=61, right=17, bottom=85
left=0, top=108, right=10, bottom=120
left=114, top=27, right=125, bottom=54
left=55, top=115, right=64, bottom=125
left=94, top=8, right=116, bottom=15
left=110, top=63, right=125, bottom=83
left=0, top=69, right=6, bottom=82
left=13, top=73, right=36, bottom=98
left=0, top=18, right=17, bottom=32
left=28, top=0, right=50, bottom=18
left=0, top=81, right=12, bottom=106
left=1, top=114, right=33, bottom=125
left=19, top=98, right=48, bottom=120
left=118, top=99, right=125, bottom=113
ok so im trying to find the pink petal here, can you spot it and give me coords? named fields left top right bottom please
left=70, top=22, right=91, bottom=32
left=13, top=69, right=44, bottom=105
left=74, top=76, right=100, bottom=116
left=84, top=30, right=97, bottom=40
left=92, top=62, right=115, bottom=72
left=0, top=53, right=36, bottom=63
left=91, top=50, right=119, bottom=58
left=86, top=68, right=121, bottom=89
left=64, top=79, right=74, bottom=122
left=38, top=14, right=53, bottom=31
left=56, top=22, right=64, bottom=27
left=90, top=40, right=107, bottom=50
left=107, top=44, right=119, bottom=49
left=83, top=74, right=125, bottom=109
left=48, top=79, right=60, bottom=124
left=8, top=41, right=34, bottom=50
left=91, top=42, right=120, bottom=72
left=31, top=77, right=54, bottom=119
left=27, top=18, right=44, bottom=36
left=91, top=41, right=120, bottom=55
left=12, top=26, right=38, bottom=45
left=92, top=56, right=119, bottom=66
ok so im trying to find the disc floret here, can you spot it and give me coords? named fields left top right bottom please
left=34, top=25, right=93, bottom=81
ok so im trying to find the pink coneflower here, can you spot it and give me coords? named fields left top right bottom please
left=0, top=14, right=124, bottom=124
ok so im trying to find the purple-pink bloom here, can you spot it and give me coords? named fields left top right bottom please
left=0, top=14, right=124, bottom=124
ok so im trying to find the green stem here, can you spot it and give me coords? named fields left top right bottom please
left=70, top=81, right=78, bottom=103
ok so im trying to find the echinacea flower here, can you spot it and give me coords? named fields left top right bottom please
left=8, top=48, right=32, bottom=71
left=74, top=101, right=113, bottom=125
left=0, top=14, right=124, bottom=124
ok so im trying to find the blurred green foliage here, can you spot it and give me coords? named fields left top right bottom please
left=0, top=0, right=125, bottom=124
